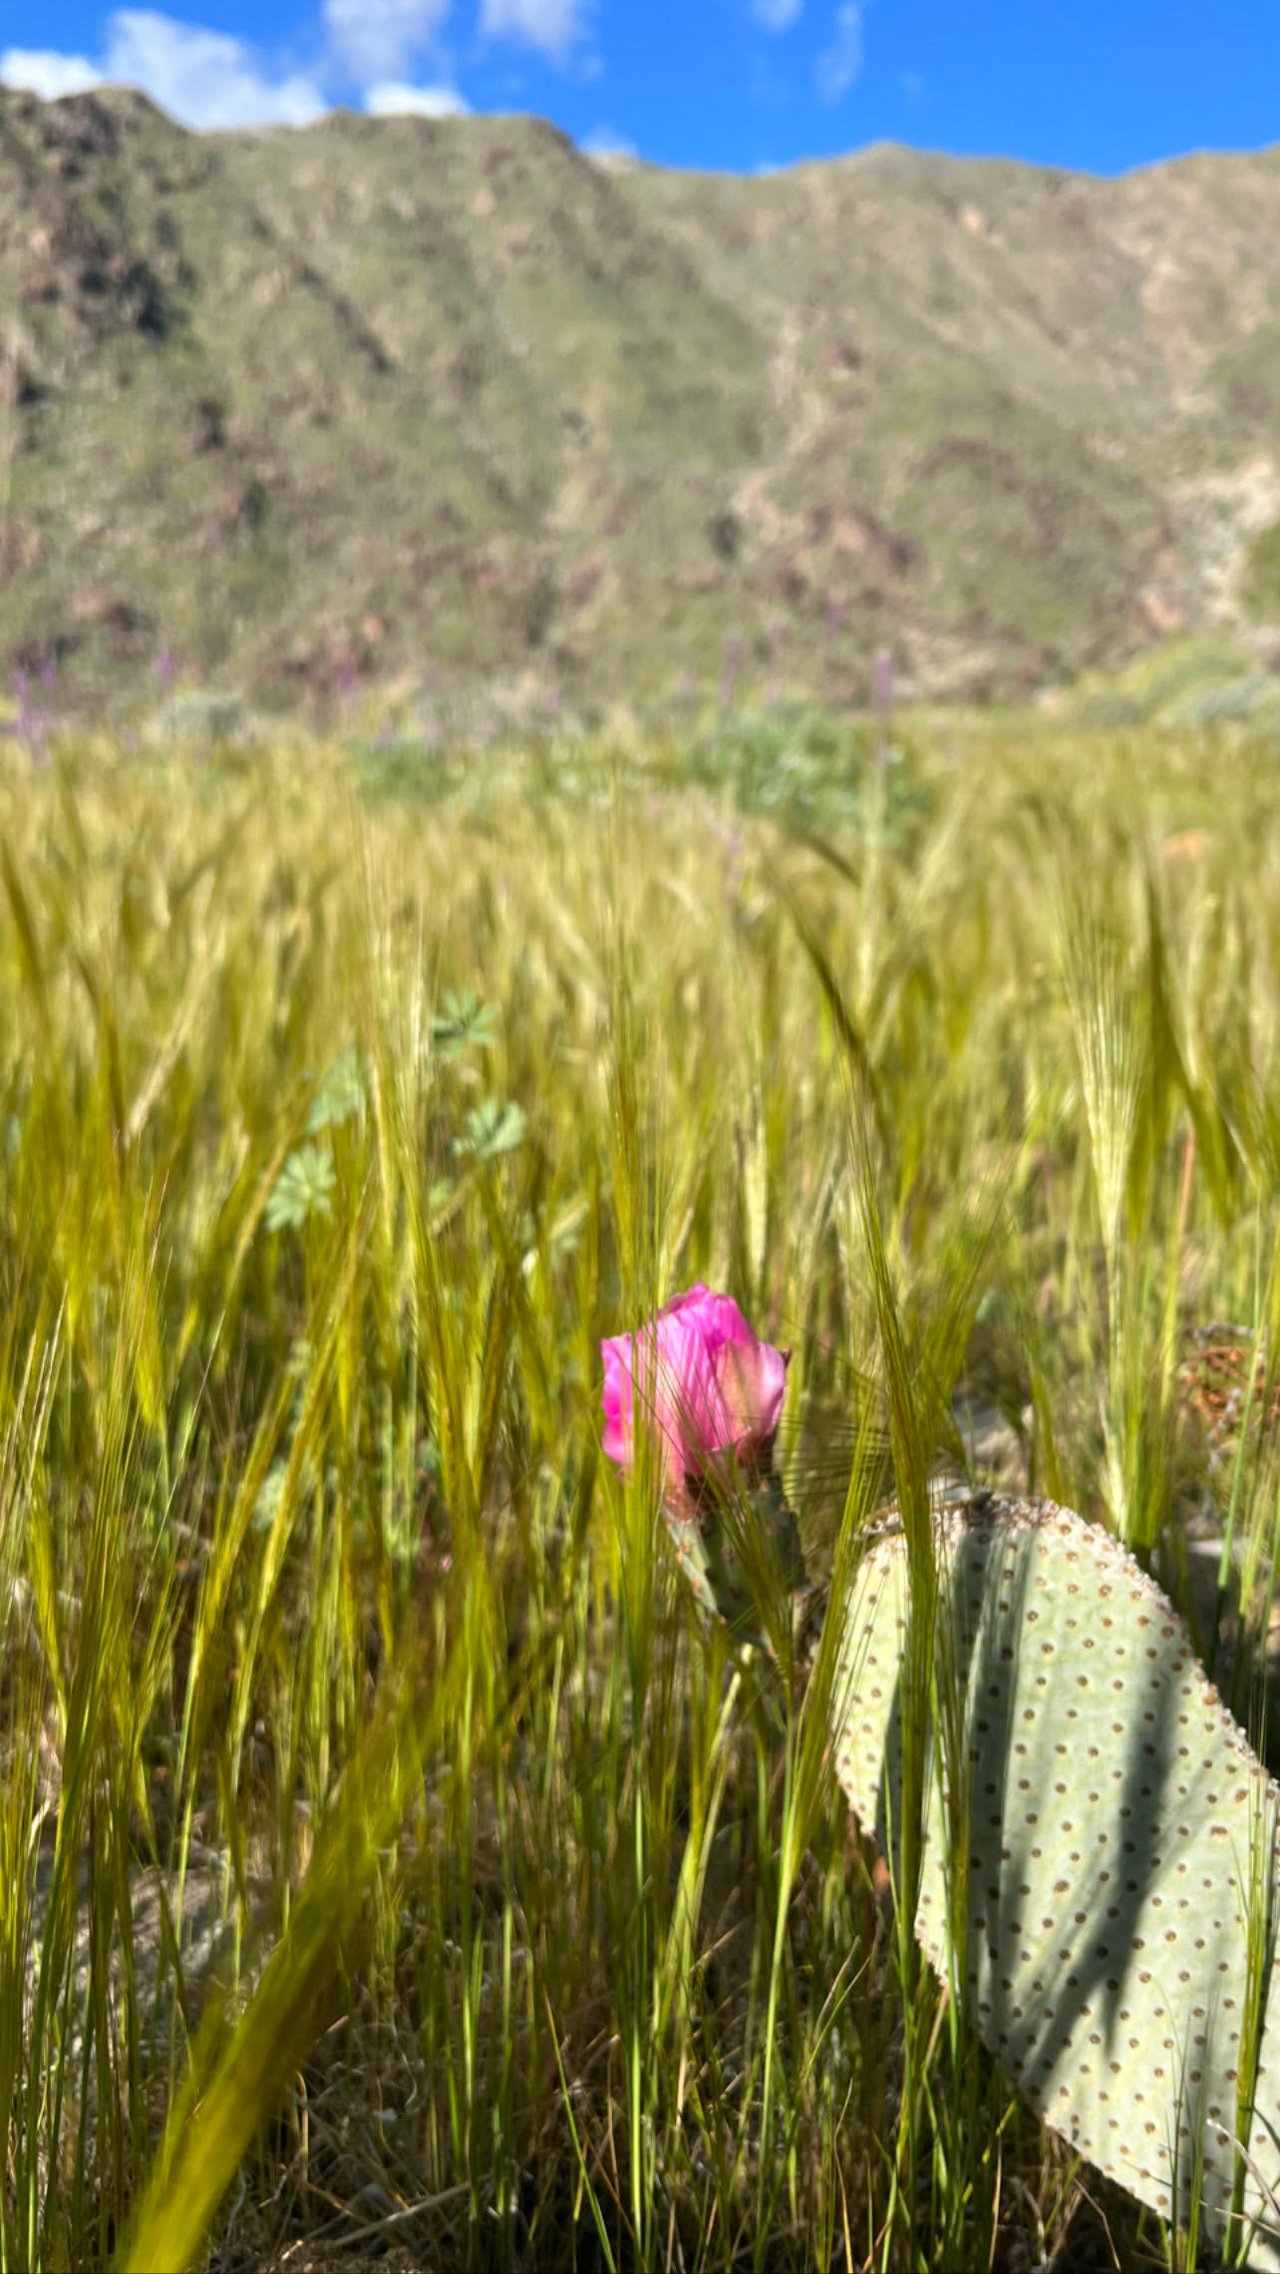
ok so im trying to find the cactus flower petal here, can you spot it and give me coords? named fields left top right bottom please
left=600, top=1285, right=788, bottom=1487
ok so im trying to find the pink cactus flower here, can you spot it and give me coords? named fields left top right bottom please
left=601, top=1285, right=789, bottom=1491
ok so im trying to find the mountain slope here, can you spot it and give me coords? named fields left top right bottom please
left=2, top=86, right=1279, bottom=714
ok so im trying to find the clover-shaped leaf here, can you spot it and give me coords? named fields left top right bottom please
left=265, top=1144, right=336, bottom=1232
left=453, top=1098, right=525, bottom=1160
left=431, top=988, right=498, bottom=1061
left=306, top=1043, right=367, bottom=1135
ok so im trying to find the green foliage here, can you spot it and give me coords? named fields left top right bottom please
left=431, top=987, right=499, bottom=1059
left=453, top=1096, right=526, bottom=1159
left=1070, top=635, right=1280, bottom=734
left=688, top=706, right=937, bottom=845
left=264, top=1142, right=337, bottom=1230
left=305, top=1042, right=367, bottom=1133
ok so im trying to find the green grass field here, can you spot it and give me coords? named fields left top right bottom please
left=2, top=705, right=1280, bottom=2271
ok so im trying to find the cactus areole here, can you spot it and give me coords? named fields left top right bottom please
left=837, top=1497, right=1280, bottom=2267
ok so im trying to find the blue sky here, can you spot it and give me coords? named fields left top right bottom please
left=1, top=0, right=1276, bottom=175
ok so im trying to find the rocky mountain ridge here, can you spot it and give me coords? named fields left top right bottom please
left=2, top=84, right=1279, bottom=715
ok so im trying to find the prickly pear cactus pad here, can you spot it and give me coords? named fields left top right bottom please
left=832, top=1496, right=1280, bottom=2265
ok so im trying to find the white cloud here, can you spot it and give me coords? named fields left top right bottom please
left=324, top=0, right=452, bottom=81
left=815, top=1, right=862, bottom=102
left=479, top=0, right=588, bottom=62
left=105, top=11, right=327, bottom=125
left=752, top=0, right=803, bottom=29
left=5, top=13, right=327, bottom=129
left=1, top=48, right=104, bottom=98
left=365, top=79, right=469, bottom=115
left=580, top=123, right=635, bottom=160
